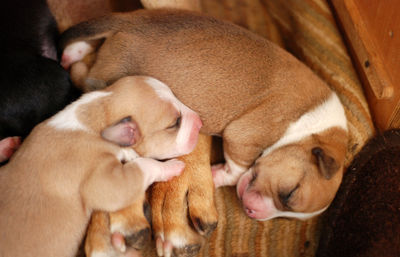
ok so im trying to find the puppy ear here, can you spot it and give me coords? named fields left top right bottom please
left=101, top=117, right=140, bottom=146
left=312, top=147, right=340, bottom=180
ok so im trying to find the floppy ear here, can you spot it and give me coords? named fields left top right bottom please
left=101, top=117, right=140, bottom=147
left=312, top=147, right=340, bottom=180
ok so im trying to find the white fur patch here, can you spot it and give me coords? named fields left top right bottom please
left=214, top=153, right=247, bottom=187
left=145, top=77, right=199, bottom=151
left=165, top=233, right=188, bottom=248
left=110, top=221, right=129, bottom=235
left=260, top=196, right=328, bottom=221
left=47, top=91, right=112, bottom=131
left=145, top=77, right=177, bottom=102
left=89, top=252, right=113, bottom=257
left=262, top=92, right=347, bottom=157
left=116, top=148, right=139, bottom=163
left=175, top=115, right=192, bottom=149
left=64, top=41, right=94, bottom=63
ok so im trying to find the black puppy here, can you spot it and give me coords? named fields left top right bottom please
left=0, top=0, right=80, bottom=163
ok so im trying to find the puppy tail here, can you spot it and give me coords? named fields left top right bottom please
left=58, top=14, right=123, bottom=50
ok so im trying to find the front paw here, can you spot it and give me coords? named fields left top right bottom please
left=150, top=134, right=218, bottom=257
left=85, top=198, right=150, bottom=257
left=109, top=200, right=151, bottom=250
left=84, top=211, right=127, bottom=257
left=211, top=157, right=247, bottom=187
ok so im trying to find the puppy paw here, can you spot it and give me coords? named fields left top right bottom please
left=211, top=163, right=229, bottom=187
left=212, top=160, right=246, bottom=187
left=150, top=134, right=218, bottom=257
left=61, top=41, right=95, bottom=69
left=85, top=211, right=126, bottom=257
left=85, top=78, right=107, bottom=91
left=159, top=159, right=186, bottom=182
left=0, top=136, right=21, bottom=163
left=85, top=199, right=150, bottom=257
left=155, top=236, right=202, bottom=257
left=109, top=198, right=152, bottom=250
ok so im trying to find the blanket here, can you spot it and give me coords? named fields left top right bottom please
left=316, top=129, right=400, bottom=257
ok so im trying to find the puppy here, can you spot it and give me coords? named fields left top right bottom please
left=59, top=8, right=348, bottom=253
left=0, top=76, right=202, bottom=257
left=0, top=0, right=80, bottom=164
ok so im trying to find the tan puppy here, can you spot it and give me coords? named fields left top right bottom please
left=59, top=9, right=348, bottom=254
left=0, top=76, right=202, bottom=257
left=85, top=134, right=217, bottom=257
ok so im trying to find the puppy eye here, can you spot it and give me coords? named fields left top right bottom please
left=249, top=170, right=258, bottom=185
left=120, top=116, right=132, bottom=123
left=167, top=114, right=181, bottom=129
left=279, top=184, right=299, bottom=209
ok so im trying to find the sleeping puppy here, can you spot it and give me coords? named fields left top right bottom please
left=0, top=76, right=202, bottom=257
left=0, top=0, right=79, bottom=164
left=59, top=9, right=348, bottom=255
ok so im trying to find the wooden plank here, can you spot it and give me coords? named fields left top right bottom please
left=331, top=0, right=400, bottom=130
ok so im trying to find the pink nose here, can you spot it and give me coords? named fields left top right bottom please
left=241, top=190, right=274, bottom=220
left=60, top=54, right=71, bottom=69
left=192, top=112, right=203, bottom=131
left=188, top=112, right=202, bottom=142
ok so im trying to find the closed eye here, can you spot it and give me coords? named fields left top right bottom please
left=249, top=170, right=258, bottom=185
left=167, top=113, right=181, bottom=129
left=279, top=184, right=299, bottom=210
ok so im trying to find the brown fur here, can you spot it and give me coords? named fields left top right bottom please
left=47, top=0, right=140, bottom=32
left=141, top=0, right=200, bottom=11
left=59, top=9, right=348, bottom=255
left=254, top=128, right=348, bottom=213
left=0, top=76, right=195, bottom=257
left=61, top=9, right=333, bottom=164
left=151, top=134, right=217, bottom=244
left=84, top=134, right=216, bottom=256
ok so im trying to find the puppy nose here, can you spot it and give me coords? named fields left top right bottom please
left=245, top=207, right=260, bottom=219
left=246, top=208, right=255, bottom=214
left=189, top=112, right=202, bottom=130
left=195, top=115, right=203, bottom=130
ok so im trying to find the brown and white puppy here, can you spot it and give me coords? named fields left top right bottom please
left=59, top=8, right=348, bottom=252
left=0, top=76, right=202, bottom=257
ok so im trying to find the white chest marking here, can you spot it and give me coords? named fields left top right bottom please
left=47, top=91, right=112, bottom=131
left=262, top=92, right=348, bottom=157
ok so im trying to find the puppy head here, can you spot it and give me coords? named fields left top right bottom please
left=236, top=128, right=348, bottom=220
left=73, top=76, right=202, bottom=159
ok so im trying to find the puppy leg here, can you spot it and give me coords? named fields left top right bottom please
left=84, top=156, right=183, bottom=257
left=151, top=134, right=218, bottom=257
left=85, top=211, right=116, bottom=256
left=85, top=211, right=139, bottom=256
left=83, top=34, right=133, bottom=91
left=85, top=198, right=150, bottom=256
left=70, top=53, right=97, bottom=92
left=0, top=136, right=21, bottom=163
left=211, top=152, right=248, bottom=187
left=212, top=103, right=285, bottom=187
left=81, top=156, right=184, bottom=213
left=109, top=195, right=151, bottom=250
left=141, top=0, right=201, bottom=11
left=84, top=136, right=215, bottom=257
